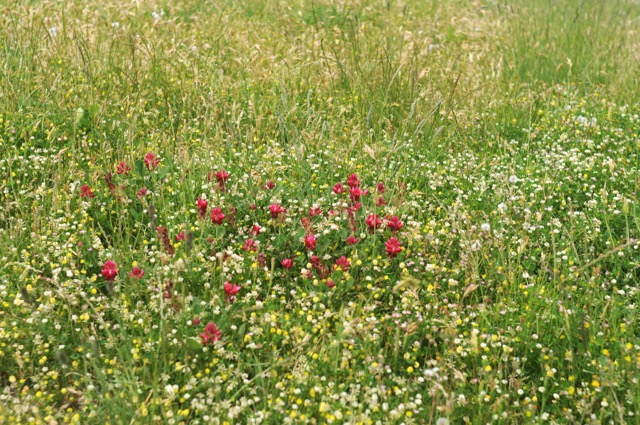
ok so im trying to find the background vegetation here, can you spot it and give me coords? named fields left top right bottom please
left=1, top=0, right=639, bottom=423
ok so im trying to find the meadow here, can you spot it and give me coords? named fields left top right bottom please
left=1, top=0, right=640, bottom=423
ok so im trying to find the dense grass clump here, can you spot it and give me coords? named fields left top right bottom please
left=1, top=0, right=639, bottom=423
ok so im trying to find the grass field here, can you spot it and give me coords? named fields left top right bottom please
left=1, top=0, right=640, bottom=423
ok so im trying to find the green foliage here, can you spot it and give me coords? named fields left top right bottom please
left=0, top=0, right=639, bottom=424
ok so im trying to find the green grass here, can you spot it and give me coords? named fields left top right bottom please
left=1, top=0, right=640, bottom=423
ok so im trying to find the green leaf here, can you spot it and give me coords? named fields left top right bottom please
left=134, top=160, right=145, bottom=175
left=130, top=208, right=140, bottom=221
left=157, top=166, right=171, bottom=181
left=186, top=337, right=202, bottom=350
left=192, top=298, right=203, bottom=314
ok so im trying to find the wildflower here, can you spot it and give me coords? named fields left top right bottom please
left=157, top=226, right=175, bottom=255
left=305, top=234, right=317, bottom=251
left=385, top=237, right=402, bottom=258
left=376, top=196, right=386, bottom=206
left=264, top=180, right=275, bottom=190
left=128, top=266, right=145, bottom=279
left=334, top=256, right=350, bottom=271
left=215, top=170, right=229, bottom=191
left=192, top=317, right=201, bottom=325
left=101, top=260, right=118, bottom=281
left=224, top=281, right=241, bottom=302
left=350, top=202, right=363, bottom=212
left=333, top=182, right=346, bottom=194
left=197, top=198, right=208, bottom=219
left=80, top=184, right=95, bottom=198
left=377, top=182, right=385, bottom=193
left=347, top=173, right=360, bottom=188
left=310, top=206, right=322, bottom=217
left=175, top=231, right=185, bottom=241
left=251, top=224, right=262, bottom=235
left=301, top=216, right=314, bottom=234
left=269, top=203, right=285, bottom=219
left=349, top=187, right=362, bottom=203
left=116, top=161, right=131, bottom=175
left=242, top=238, right=257, bottom=252
left=258, top=253, right=267, bottom=268
left=211, top=207, right=226, bottom=225
left=144, top=152, right=159, bottom=170
left=365, top=214, right=382, bottom=233
left=386, top=215, right=403, bottom=233
left=103, top=172, right=117, bottom=195
left=346, top=235, right=359, bottom=245
left=163, top=281, right=173, bottom=299
left=200, top=322, right=221, bottom=345
left=326, top=280, right=336, bottom=289
left=215, top=170, right=230, bottom=184
left=281, top=258, right=293, bottom=269
left=137, top=187, right=148, bottom=199
left=311, top=255, right=330, bottom=278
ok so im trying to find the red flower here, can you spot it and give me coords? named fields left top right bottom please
left=377, top=182, right=385, bottom=193
left=80, top=184, right=95, bottom=198
left=164, top=281, right=173, bottom=299
left=334, top=256, right=350, bottom=272
left=281, top=258, right=293, bottom=269
left=156, top=226, right=175, bottom=256
left=103, top=172, right=117, bottom=194
left=200, top=322, right=221, bottom=345
left=386, top=215, right=403, bottom=233
left=137, top=187, right=148, bottom=199
left=144, top=152, right=159, bottom=170
left=215, top=170, right=229, bottom=184
left=365, top=214, right=382, bottom=233
left=264, top=180, right=275, bottom=190
left=304, top=234, right=317, bottom=251
left=175, top=231, right=185, bottom=241
left=128, top=266, right=145, bottom=279
left=192, top=317, right=201, bottom=325
left=347, top=173, right=360, bottom=188
left=211, top=207, right=226, bottom=225
left=101, top=260, right=118, bottom=281
left=116, top=161, right=131, bottom=175
left=325, top=280, right=336, bottom=289
left=242, top=238, right=257, bottom=252
left=349, top=187, right=362, bottom=203
left=269, top=203, right=285, bottom=219
left=197, top=198, right=208, bottom=219
left=347, top=202, right=363, bottom=214
left=251, top=224, right=262, bottom=235
left=346, top=235, right=359, bottom=245
left=376, top=196, right=386, bottom=207
left=333, top=182, right=345, bottom=194
left=309, top=206, right=322, bottom=217
left=224, top=281, right=241, bottom=301
left=385, top=237, right=402, bottom=258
